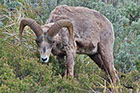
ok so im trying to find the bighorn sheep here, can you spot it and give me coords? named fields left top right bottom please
left=19, top=5, right=118, bottom=83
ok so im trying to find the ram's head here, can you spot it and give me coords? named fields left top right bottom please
left=19, top=18, right=73, bottom=63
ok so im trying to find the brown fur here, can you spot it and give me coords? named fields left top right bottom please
left=20, top=5, right=119, bottom=84
left=46, top=5, right=118, bottom=83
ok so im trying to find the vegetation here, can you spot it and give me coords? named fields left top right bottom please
left=0, top=0, right=139, bottom=92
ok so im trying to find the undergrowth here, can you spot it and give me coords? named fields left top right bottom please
left=0, top=0, right=140, bottom=92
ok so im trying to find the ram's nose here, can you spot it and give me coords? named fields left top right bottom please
left=41, top=57, right=48, bottom=63
left=41, top=58, right=47, bottom=61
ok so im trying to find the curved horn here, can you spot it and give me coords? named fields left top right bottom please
left=19, top=18, right=43, bottom=41
left=47, top=19, right=74, bottom=40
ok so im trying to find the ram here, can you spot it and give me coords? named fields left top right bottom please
left=19, top=5, right=118, bottom=83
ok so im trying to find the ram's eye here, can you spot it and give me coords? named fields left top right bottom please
left=35, top=40, right=39, bottom=43
left=52, top=41, right=55, bottom=43
left=35, top=40, right=40, bottom=47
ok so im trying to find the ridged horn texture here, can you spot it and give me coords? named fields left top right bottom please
left=47, top=19, right=74, bottom=40
left=19, top=18, right=43, bottom=41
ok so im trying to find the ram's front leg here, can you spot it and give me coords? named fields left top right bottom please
left=65, top=48, right=76, bottom=78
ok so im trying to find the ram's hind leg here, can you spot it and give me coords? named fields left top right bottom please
left=89, top=45, right=118, bottom=84
left=88, top=53, right=106, bottom=72
left=88, top=53, right=114, bottom=83
left=98, top=42, right=119, bottom=84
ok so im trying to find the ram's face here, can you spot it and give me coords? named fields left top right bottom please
left=19, top=18, right=73, bottom=63
left=36, top=27, right=55, bottom=63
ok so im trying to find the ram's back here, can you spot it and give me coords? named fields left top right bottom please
left=46, top=5, right=114, bottom=54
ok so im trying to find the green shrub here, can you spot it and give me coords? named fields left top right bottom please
left=0, top=0, right=140, bottom=92
left=114, top=34, right=140, bottom=73
left=0, top=22, right=3, bottom=28
left=132, top=19, right=140, bottom=33
left=117, top=1, right=140, bottom=24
